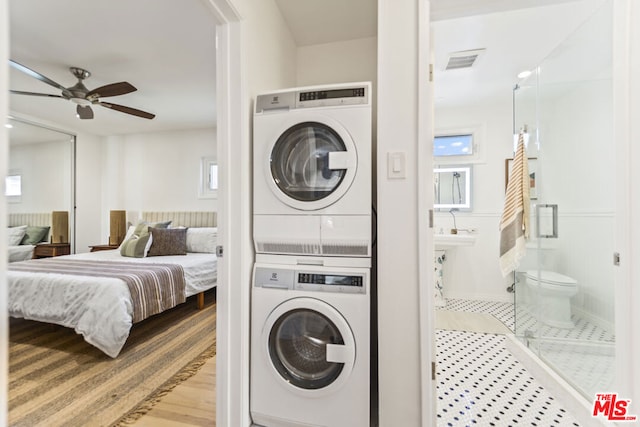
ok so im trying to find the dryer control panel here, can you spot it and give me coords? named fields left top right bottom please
left=254, top=266, right=367, bottom=294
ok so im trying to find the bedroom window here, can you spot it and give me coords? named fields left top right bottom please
left=5, top=173, right=22, bottom=202
left=199, top=156, right=218, bottom=199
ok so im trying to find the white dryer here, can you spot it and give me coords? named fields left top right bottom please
left=250, top=262, right=370, bottom=427
left=253, top=82, right=372, bottom=259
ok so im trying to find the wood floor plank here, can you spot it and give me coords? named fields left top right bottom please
left=130, top=356, right=216, bottom=426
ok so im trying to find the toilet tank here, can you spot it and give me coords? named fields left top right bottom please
left=517, top=239, right=560, bottom=272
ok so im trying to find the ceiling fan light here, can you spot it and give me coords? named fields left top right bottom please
left=71, top=97, right=92, bottom=106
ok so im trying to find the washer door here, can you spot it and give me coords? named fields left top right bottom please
left=267, top=116, right=357, bottom=211
left=263, top=297, right=356, bottom=396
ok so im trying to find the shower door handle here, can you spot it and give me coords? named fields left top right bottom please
left=535, top=204, right=558, bottom=238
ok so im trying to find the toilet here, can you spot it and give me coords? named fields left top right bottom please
left=525, top=270, right=578, bottom=329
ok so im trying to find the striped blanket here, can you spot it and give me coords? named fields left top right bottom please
left=499, top=134, right=530, bottom=276
left=9, top=258, right=186, bottom=323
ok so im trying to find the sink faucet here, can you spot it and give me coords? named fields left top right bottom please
left=449, top=208, right=458, bottom=234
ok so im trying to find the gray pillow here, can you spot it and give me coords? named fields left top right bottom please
left=147, top=227, right=188, bottom=256
left=21, top=226, right=50, bottom=245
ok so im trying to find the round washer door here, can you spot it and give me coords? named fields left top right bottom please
left=266, top=115, right=358, bottom=211
left=262, top=297, right=356, bottom=396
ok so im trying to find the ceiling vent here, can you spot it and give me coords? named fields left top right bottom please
left=445, top=49, right=485, bottom=70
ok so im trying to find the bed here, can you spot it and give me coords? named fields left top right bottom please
left=7, top=213, right=52, bottom=262
left=7, top=211, right=217, bottom=358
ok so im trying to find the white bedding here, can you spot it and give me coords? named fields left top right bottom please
left=8, top=245, right=35, bottom=263
left=8, top=250, right=217, bottom=358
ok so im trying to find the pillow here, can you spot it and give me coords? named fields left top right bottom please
left=186, top=227, right=217, bottom=253
left=8, top=225, right=28, bottom=246
left=20, top=225, right=51, bottom=245
left=147, top=227, right=188, bottom=256
left=120, top=220, right=171, bottom=258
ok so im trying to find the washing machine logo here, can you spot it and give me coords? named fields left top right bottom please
left=270, top=272, right=278, bottom=281
left=270, top=96, right=280, bottom=105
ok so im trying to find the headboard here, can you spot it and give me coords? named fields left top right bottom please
left=8, top=212, right=51, bottom=227
left=141, top=211, right=217, bottom=228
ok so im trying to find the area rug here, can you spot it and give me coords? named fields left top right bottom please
left=9, top=291, right=216, bottom=427
left=435, top=310, right=511, bottom=335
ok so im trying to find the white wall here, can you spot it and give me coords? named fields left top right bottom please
left=296, top=36, right=378, bottom=87
left=75, top=132, right=104, bottom=253
left=434, top=97, right=515, bottom=302
left=377, top=0, right=426, bottom=424
left=8, top=140, right=71, bottom=214
left=219, top=0, right=297, bottom=425
left=100, top=127, right=217, bottom=230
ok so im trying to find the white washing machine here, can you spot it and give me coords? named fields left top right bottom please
left=250, top=262, right=370, bottom=427
left=253, top=82, right=372, bottom=259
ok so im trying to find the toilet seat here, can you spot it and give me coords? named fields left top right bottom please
left=525, top=270, right=577, bottom=287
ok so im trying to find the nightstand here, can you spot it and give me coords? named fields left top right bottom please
left=89, top=244, right=120, bottom=252
left=33, top=243, right=71, bottom=259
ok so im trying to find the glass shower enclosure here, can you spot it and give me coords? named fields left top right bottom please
left=512, top=0, right=615, bottom=400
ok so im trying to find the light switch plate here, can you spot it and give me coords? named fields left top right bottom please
left=387, top=152, right=406, bottom=179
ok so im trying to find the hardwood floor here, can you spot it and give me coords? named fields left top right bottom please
left=130, top=356, right=216, bottom=426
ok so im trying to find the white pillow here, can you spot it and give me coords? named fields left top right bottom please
left=8, top=225, right=28, bottom=246
left=186, top=227, right=217, bottom=253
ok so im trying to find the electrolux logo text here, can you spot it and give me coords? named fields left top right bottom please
left=592, top=393, right=637, bottom=422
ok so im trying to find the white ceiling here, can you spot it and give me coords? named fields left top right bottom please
left=9, top=0, right=218, bottom=137
left=8, top=0, right=602, bottom=137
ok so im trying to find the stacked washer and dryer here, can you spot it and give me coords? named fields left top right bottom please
left=251, top=82, right=373, bottom=427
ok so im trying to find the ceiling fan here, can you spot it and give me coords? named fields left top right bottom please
left=9, top=59, right=155, bottom=120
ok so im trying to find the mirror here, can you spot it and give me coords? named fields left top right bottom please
left=7, top=117, right=76, bottom=252
left=434, top=166, right=471, bottom=210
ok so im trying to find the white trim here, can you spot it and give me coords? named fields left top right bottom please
left=204, top=0, right=246, bottom=426
left=613, top=0, right=639, bottom=408
left=0, top=0, right=9, bottom=424
left=418, top=0, right=436, bottom=425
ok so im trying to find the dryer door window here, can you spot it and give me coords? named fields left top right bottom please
left=268, top=308, right=345, bottom=390
left=270, top=122, right=349, bottom=203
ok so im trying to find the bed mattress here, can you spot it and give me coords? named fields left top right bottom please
left=8, top=250, right=217, bottom=357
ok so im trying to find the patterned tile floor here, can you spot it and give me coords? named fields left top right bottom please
left=434, top=298, right=615, bottom=426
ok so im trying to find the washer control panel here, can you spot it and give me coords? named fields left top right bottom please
left=254, top=267, right=367, bottom=294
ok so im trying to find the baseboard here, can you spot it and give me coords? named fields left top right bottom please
left=444, top=291, right=513, bottom=304
left=572, top=305, right=614, bottom=334
left=504, top=334, right=608, bottom=427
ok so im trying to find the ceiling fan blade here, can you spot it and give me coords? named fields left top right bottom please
left=98, top=102, right=155, bottom=119
left=87, top=82, right=137, bottom=99
left=77, top=105, right=94, bottom=120
left=10, top=89, right=65, bottom=98
left=9, top=59, right=68, bottom=92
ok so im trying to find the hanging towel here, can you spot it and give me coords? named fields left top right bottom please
left=499, top=133, right=530, bottom=277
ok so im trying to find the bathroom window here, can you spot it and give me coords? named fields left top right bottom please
left=433, top=125, right=484, bottom=164
left=434, top=134, right=473, bottom=157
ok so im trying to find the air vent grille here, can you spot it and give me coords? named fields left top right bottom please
left=445, top=49, right=485, bottom=70
left=256, top=241, right=369, bottom=257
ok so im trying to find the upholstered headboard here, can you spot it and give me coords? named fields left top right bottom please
left=8, top=212, right=51, bottom=227
left=141, top=211, right=217, bottom=228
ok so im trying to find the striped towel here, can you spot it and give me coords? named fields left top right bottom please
left=499, top=134, right=530, bottom=277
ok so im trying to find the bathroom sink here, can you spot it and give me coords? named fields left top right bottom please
left=434, top=234, right=476, bottom=249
